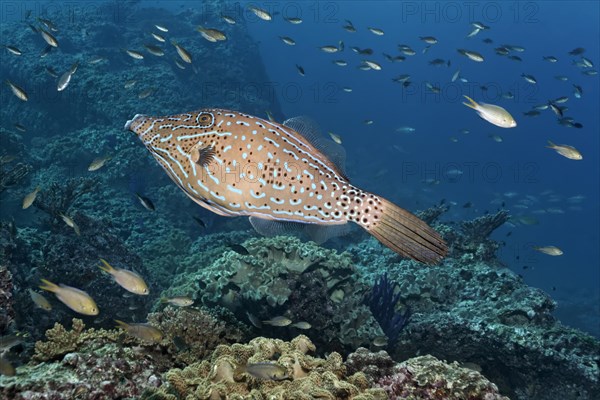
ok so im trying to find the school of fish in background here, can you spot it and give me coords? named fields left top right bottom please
left=0, top=2, right=597, bottom=376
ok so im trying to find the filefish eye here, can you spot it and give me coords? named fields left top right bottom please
left=196, top=112, right=215, bottom=128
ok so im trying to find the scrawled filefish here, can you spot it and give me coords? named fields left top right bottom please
left=125, top=110, right=447, bottom=264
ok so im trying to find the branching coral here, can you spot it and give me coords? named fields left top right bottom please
left=33, top=318, right=120, bottom=362
left=416, top=204, right=450, bottom=225
left=460, top=210, right=510, bottom=241
left=443, top=210, right=510, bottom=262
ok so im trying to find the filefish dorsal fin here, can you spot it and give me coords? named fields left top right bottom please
left=282, top=116, right=348, bottom=180
left=191, top=145, right=215, bottom=168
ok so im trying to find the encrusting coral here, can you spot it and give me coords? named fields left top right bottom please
left=165, top=235, right=384, bottom=352
left=376, top=354, right=509, bottom=400
left=147, top=305, right=249, bottom=366
left=143, top=335, right=388, bottom=400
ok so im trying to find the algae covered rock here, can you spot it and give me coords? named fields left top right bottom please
left=147, top=305, right=249, bottom=367
left=166, top=235, right=384, bottom=352
left=376, top=354, right=509, bottom=400
left=144, top=335, right=388, bottom=400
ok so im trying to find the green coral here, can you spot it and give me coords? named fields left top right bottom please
left=143, top=335, right=387, bottom=400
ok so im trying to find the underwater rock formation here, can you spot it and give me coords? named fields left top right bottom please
left=444, top=210, right=510, bottom=263
left=165, top=235, right=384, bottom=352
left=353, top=236, right=600, bottom=400
left=1, top=319, right=164, bottom=399
left=0, top=265, right=15, bottom=334
left=376, top=355, right=509, bottom=400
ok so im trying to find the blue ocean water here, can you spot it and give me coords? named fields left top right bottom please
left=0, top=0, right=597, bottom=331
left=0, top=0, right=597, bottom=379
left=239, top=0, right=600, bottom=335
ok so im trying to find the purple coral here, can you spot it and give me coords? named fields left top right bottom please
left=365, top=274, right=410, bottom=347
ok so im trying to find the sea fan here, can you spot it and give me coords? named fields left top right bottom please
left=366, top=274, right=410, bottom=347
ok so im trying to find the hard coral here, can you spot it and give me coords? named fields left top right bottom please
left=147, top=305, right=248, bottom=366
left=33, top=318, right=120, bottom=362
left=0, top=265, right=15, bottom=334
left=166, top=235, right=383, bottom=352
left=144, top=335, right=388, bottom=400
left=376, top=355, right=509, bottom=400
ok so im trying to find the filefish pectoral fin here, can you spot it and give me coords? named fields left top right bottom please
left=191, top=144, right=216, bottom=168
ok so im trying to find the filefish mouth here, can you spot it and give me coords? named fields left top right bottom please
left=124, top=114, right=147, bottom=134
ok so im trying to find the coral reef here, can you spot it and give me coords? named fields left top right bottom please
left=444, top=210, right=510, bottom=263
left=144, top=335, right=388, bottom=400
left=165, top=235, right=384, bottom=352
left=2, top=318, right=165, bottom=399
left=365, top=274, right=410, bottom=347
left=353, top=235, right=600, bottom=400
left=32, top=318, right=120, bottom=362
left=346, top=348, right=509, bottom=399
left=34, top=177, right=99, bottom=220
left=147, top=306, right=249, bottom=367
left=376, top=355, right=509, bottom=400
left=345, top=347, right=396, bottom=384
left=0, top=265, right=14, bottom=334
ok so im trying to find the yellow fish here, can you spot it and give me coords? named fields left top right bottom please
left=115, top=320, right=163, bottom=343
left=99, top=258, right=149, bottom=295
left=125, top=110, right=447, bottom=264
left=22, top=186, right=40, bottom=209
left=39, top=279, right=98, bottom=315
left=28, top=288, right=52, bottom=311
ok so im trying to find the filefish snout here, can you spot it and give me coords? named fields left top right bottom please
left=124, top=114, right=149, bottom=135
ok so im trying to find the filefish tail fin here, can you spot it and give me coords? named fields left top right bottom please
left=546, top=140, right=556, bottom=148
left=462, top=95, right=479, bottom=110
left=363, top=197, right=447, bottom=265
left=39, top=278, right=59, bottom=293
